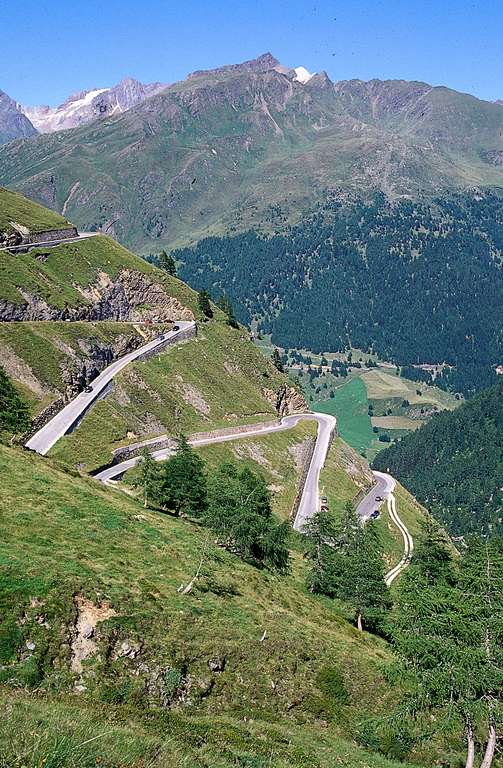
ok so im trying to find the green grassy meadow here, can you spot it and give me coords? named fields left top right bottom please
left=313, top=378, right=378, bottom=458
left=0, top=186, right=71, bottom=237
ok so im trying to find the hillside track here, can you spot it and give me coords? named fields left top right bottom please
left=25, top=323, right=411, bottom=580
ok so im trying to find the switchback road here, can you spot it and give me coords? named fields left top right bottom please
left=25, top=321, right=196, bottom=455
left=356, top=470, right=414, bottom=584
left=25, top=321, right=410, bottom=580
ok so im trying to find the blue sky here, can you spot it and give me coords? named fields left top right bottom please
left=2, top=0, right=502, bottom=105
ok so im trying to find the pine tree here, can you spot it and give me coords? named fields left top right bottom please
left=217, top=295, right=239, bottom=329
left=303, top=509, right=342, bottom=596
left=272, top=348, right=284, bottom=372
left=206, top=462, right=289, bottom=571
left=457, top=538, right=503, bottom=768
left=159, top=250, right=176, bottom=276
left=197, top=289, right=213, bottom=319
left=158, top=435, right=207, bottom=517
left=135, top=448, right=160, bottom=508
left=390, top=526, right=503, bottom=767
left=0, top=365, right=31, bottom=433
left=339, top=521, right=391, bottom=631
left=412, top=518, right=455, bottom=585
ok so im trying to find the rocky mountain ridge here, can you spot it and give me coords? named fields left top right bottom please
left=0, top=88, right=38, bottom=145
left=21, top=77, right=167, bottom=133
left=2, top=53, right=503, bottom=250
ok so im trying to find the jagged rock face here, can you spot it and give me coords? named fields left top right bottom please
left=61, top=334, right=144, bottom=400
left=263, top=384, right=308, bottom=417
left=22, top=78, right=167, bottom=133
left=188, top=52, right=283, bottom=79
left=0, top=269, right=195, bottom=322
left=0, top=89, right=38, bottom=145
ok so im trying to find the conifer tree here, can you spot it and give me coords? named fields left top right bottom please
left=206, top=462, right=289, bottom=571
left=197, top=289, right=213, bottom=319
left=135, top=448, right=160, bottom=508
left=272, top=347, right=284, bottom=372
left=339, top=520, right=391, bottom=632
left=217, top=294, right=239, bottom=328
left=303, top=509, right=341, bottom=596
left=159, top=250, right=177, bottom=276
left=158, top=435, right=207, bottom=517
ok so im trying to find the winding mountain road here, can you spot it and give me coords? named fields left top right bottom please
left=25, top=321, right=412, bottom=581
left=25, top=320, right=196, bottom=455
left=94, top=412, right=337, bottom=532
left=356, top=470, right=413, bottom=584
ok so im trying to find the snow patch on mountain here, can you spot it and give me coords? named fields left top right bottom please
left=294, top=66, right=315, bottom=84
left=22, top=78, right=167, bottom=134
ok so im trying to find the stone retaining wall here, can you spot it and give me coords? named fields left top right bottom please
left=134, top=323, right=196, bottom=362
left=289, top=437, right=316, bottom=523
left=28, top=227, right=78, bottom=244
left=112, top=417, right=280, bottom=464
left=21, top=396, right=66, bottom=443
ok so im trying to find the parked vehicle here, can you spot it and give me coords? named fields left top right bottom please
left=84, top=385, right=93, bottom=393
left=375, top=495, right=383, bottom=502
left=320, top=495, right=329, bottom=510
left=370, top=510, right=380, bottom=520
left=173, top=324, right=180, bottom=331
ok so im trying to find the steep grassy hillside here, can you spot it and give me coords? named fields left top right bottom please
left=0, top=190, right=303, bottom=474
left=0, top=233, right=197, bottom=313
left=0, top=441, right=428, bottom=768
left=0, top=186, right=69, bottom=237
left=48, top=317, right=299, bottom=471
left=373, top=379, right=503, bottom=536
left=0, top=320, right=160, bottom=414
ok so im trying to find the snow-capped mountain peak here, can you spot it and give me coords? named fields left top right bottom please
left=21, top=78, right=167, bottom=134
left=293, top=66, right=315, bottom=84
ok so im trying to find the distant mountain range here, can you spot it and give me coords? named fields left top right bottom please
left=2, top=52, right=503, bottom=251
left=20, top=77, right=167, bottom=133
left=2, top=52, right=503, bottom=393
left=0, top=55, right=314, bottom=142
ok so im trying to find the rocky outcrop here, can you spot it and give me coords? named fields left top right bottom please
left=0, top=89, right=38, bottom=145
left=22, top=78, right=167, bottom=134
left=263, top=384, right=307, bottom=417
left=70, top=595, right=116, bottom=678
left=60, top=334, right=144, bottom=400
left=0, top=226, right=78, bottom=249
left=0, top=268, right=195, bottom=322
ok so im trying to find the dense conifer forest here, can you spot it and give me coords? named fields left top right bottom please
left=373, top=379, right=503, bottom=535
left=176, top=191, right=503, bottom=395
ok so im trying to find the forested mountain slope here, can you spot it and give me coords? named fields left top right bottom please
left=373, top=379, right=503, bottom=535
left=177, top=191, right=503, bottom=394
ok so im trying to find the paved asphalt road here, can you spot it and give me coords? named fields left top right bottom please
left=25, top=321, right=195, bottom=455
left=356, top=471, right=396, bottom=521
left=25, top=319, right=410, bottom=581
left=357, top=470, right=414, bottom=584
left=0, top=231, right=99, bottom=253
left=95, top=412, right=337, bottom=533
